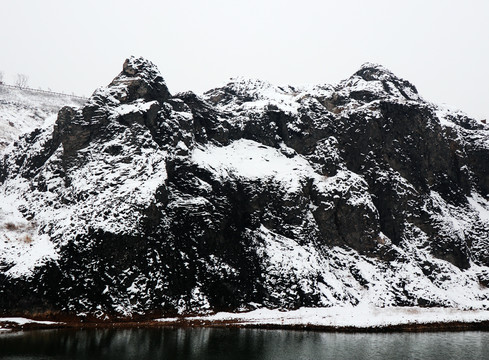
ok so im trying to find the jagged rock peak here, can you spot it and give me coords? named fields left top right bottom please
left=336, top=62, right=420, bottom=102
left=51, top=57, right=173, bottom=156
left=121, top=56, right=163, bottom=80
left=354, top=62, right=399, bottom=81
left=104, top=56, right=171, bottom=104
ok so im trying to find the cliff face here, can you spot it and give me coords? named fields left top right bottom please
left=1, top=57, right=489, bottom=317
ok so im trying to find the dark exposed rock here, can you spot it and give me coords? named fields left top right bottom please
left=115, top=56, right=171, bottom=104
left=1, top=57, right=488, bottom=317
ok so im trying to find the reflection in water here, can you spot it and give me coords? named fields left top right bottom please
left=1, top=327, right=489, bottom=360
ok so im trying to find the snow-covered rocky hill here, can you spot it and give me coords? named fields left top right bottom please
left=0, top=57, right=488, bottom=318
left=0, top=85, right=86, bottom=149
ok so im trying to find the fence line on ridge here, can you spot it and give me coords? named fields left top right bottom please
left=0, top=83, right=88, bottom=101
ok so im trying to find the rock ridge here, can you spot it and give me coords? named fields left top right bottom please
left=0, top=57, right=488, bottom=317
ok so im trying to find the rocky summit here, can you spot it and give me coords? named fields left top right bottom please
left=1, top=57, right=489, bottom=318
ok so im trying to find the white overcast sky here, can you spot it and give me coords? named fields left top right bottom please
left=1, top=0, right=488, bottom=119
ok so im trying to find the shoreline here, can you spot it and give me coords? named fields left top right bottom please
left=2, top=318, right=489, bottom=334
left=2, top=306, right=489, bottom=333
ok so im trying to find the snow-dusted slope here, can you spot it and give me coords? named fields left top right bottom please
left=1, top=57, right=489, bottom=318
left=0, top=85, right=86, bottom=149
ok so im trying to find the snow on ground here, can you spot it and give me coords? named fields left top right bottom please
left=435, top=107, right=458, bottom=128
left=0, top=193, right=59, bottom=278
left=192, top=139, right=316, bottom=192
left=191, top=139, right=373, bottom=203
left=0, top=234, right=58, bottom=278
left=191, top=139, right=369, bottom=198
left=157, top=306, right=489, bottom=328
left=468, top=192, right=489, bottom=222
left=209, top=77, right=301, bottom=114
left=0, top=318, right=59, bottom=326
left=0, top=317, right=61, bottom=332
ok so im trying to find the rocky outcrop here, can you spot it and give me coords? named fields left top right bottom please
left=0, top=57, right=488, bottom=318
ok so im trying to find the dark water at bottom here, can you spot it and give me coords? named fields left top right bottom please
left=0, top=327, right=488, bottom=360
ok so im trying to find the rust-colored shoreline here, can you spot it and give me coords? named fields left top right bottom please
left=2, top=318, right=489, bottom=333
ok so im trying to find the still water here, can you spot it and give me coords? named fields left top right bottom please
left=1, top=328, right=488, bottom=360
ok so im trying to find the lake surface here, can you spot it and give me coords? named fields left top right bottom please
left=1, top=327, right=488, bottom=360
